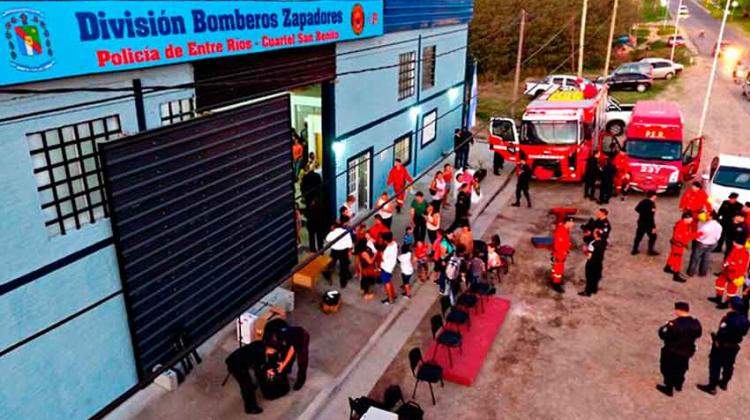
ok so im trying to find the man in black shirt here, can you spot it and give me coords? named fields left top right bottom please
left=225, top=341, right=272, bottom=415
left=582, top=208, right=612, bottom=246
left=724, top=213, right=748, bottom=258
left=583, top=151, right=601, bottom=200
left=579, top=228, right=607, bottom=297
left=632, top=191, right=659, bottom=255
left=450, top=183, right=472, bottom=232
left=657, top=301, right=703, bottom=397
left=697, top=297, right=749, bottom=394
left=714, top=193, right=743, bottom=253
left=511, top=156, right=532, bottom=208
left=454, top=128, right=473, bottom=169
left=598, top=158, right=616, bottom=204
left=264, top=319, right=311, bottom=391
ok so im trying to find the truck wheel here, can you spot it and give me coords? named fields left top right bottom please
left=636, top=84, right=648, bottom=92
left=665, top=72, right=674, bottom=80
left=606, top=121, right=625, bottom=136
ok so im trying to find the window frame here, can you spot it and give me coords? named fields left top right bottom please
left=26, top=115, right=122, bottom=236
left=393, top=131, right=413, bottom=167
left=420, top=108, right=438, bottom=149
left=398, top=51, right=417, bottom=100
left=421, top=45, right=436, bottom=91
left=160, top=97, right=197, bottom=126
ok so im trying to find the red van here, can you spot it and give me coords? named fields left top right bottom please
left=622, top=101, right=703, bottom=193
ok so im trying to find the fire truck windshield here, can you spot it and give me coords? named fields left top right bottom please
left=520, top=121, right=578, bottom=145
left=625, top=139, right=681, bottom=161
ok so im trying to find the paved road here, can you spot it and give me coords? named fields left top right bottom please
left=670, top=0, right=749, bottom=54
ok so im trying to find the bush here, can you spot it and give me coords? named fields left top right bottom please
left=657, top=26, right=676, bottom=36
left=649, top=40, right=667, bottom=50
left=637, top=36, right=647, bottom=45
left=635, top=28, right=651, bottom=37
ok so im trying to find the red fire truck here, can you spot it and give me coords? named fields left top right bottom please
left=620, top=101, right=703, bottom=193
left=488, top=86, right=608, bottom=181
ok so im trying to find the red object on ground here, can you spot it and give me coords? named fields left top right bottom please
left=425, top=297, right=511, bottom=386
left=549, top=207, right=577, bottom=224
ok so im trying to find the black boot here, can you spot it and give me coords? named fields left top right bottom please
left=631, top=249, right=639, bottom=255
left=293, top=375, right=306, bottom=391
left=696, top=384, right=717, bottom=395
left=672, top=272, right=686, bottom=283
left=527, top=200, right=532, bottom=208
left=552, top=283, right=565, bottom=294
left=245, top=406, right=263, bottom=415
left=707, top=296, right=722, bottom=304
left=511, top=202, right=520, bottom=207
left=647, top=250, right=660, bottom=256
left=656, top=384, right=673, bottom=397
left=663, top=265, right=673, bottom=274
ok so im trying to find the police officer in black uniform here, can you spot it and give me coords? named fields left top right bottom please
left=632, top=191, right=659, bottom=256
left=697, top=297, right=750, bottom=394
left=714, top=193, right=743, bottom=253
left=598, top=157, right=616, bottom=205
left=263, top=318, right=311, bottom=391
left=225, top=341, right=269, bottom=415
left=724, top=213, right=748, bottom=258
left=582, top=208, right=612, bottom=246
left=511, top=155, right=532, bottom=208
left=579, top=228, right=607, bottom=297
left=657, top=301, right=703, bottom=397
left=583, top=151, right=601, bottom=200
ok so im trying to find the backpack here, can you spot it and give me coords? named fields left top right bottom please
left=445, top=255, right=462, bottom=280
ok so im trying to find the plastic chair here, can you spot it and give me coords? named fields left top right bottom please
left=383, top=384, right=406, bottom=411
left=408, top=347, right=444, bottom=405
left=430, top=315, right=463, bottom=368
left=440, top=295, right=470, bottom=331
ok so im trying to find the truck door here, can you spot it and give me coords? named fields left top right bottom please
left=489, top=117, right=519, bottom=163
left=681, top=137, right=704, bottom=180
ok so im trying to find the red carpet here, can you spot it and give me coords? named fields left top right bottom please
left=425, top=296, right=511, bottom=386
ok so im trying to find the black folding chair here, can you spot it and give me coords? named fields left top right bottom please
left=440, top=295, right=470, bottom=331
left=408, top=347, right=444, bottom=405
left=383, top=384, right=406, bottom=411
left=430, top=315, right=462, bottom=368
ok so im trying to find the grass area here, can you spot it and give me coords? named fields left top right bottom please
left=476, top=82, right=527, bottom=124
left=705, top=1, right=750, bottom=38
left=635, top=28, right=651, bottom=37
left=610, top=76, right=680, bottom=103
left=642, top=0, right=668, bottom=22
left=657, top=25, right=676, bottom=36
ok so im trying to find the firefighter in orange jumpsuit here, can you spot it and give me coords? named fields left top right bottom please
left=679, top=181, right=712, bottom=219
left=665, top=212, right=699, bottom=282
left=386, top=158, right=414, bottom=213
left=709, top=238, right=750, bottom=309
left=612, top=149, right=631, bottom=200
left=551, top=216, right=575, bottom=293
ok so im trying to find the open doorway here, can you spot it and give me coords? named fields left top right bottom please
left=291, top=84, right=323, bottom=177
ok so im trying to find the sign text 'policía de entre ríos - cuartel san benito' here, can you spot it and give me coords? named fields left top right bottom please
left=0, top=1, right=383, bottom=86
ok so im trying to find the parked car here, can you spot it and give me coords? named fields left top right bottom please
left=640, top=58, right=684, bottom=80
left=523, top=75, right=581, bottom=97
left=615, top=61, right=654, bottom=79
left=605, top=96, right=634, bottom=135
left=601, top=63, right=654, bottom=92
left=705, top=154, right=750, bottom=207
left=667, top=35, right=686, bottom=47
left=678, top=4, right=690, bottom=18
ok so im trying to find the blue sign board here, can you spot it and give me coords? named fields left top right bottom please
left=0, top=1, right=383, bottom=86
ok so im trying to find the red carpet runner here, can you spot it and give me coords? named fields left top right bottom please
left=425, top=296, right=511, bottom=386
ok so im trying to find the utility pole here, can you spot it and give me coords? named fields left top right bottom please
left=663, top=0, right=671, bottom=28
left=604, top=0, right=619, bottom=76
left=670, top=0, right=684, bottom=62
left=511, top=9, right=527, bottom=116
left=698, top=0, right=732, bottom=137
left=577, top=0, right=588, bottom=76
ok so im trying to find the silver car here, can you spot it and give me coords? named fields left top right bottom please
left=640, top=58, right=684, bottom=80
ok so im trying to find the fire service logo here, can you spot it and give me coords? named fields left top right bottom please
left=351, top=3, right=365, bottom=35
left=3, top=9, right=55, bottom=73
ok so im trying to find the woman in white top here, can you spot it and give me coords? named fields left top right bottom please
left=429, top=171, right=446, bottom=211
left=425, top=204, right=441, bottom=244
left=398, top=243, right=415, bottom=299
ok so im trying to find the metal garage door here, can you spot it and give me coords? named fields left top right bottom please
left=100, top=95, right=297, bottom=377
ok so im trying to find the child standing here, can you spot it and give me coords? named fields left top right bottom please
left=398, top=244, right=415, bottom=299
left=403, top=226, right=415, bottom=248
left=414, top=240, right=430, bottom=282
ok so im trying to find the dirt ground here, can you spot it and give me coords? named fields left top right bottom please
left=368, top=57, right=750, bottom=420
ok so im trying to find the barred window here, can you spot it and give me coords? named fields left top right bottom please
left=160, top=97, right=196, bottom=126
left=421, top=109, right=437, bottom=147
left=422, top=45, right=436, bottom=91
left=27, top=115, right=122, bottom=236
left=398, top=51, right=416, bottom=100
left=394, top=133, right=412, bottom=166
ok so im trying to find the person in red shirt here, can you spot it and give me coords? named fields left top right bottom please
left=665, top=212, right=699, bottom=282
left=679, top=181, right=711, bottom=218
left=551, top=217, right=575, bottom=293
left=612, top=149, right=631, bottom=200
left=386, top=159, right=414, bottom=213
left=710, top=238, right=750, bottom=308
left=442, top=163, right=453, bottom=208
left=368, top=215, right=390, bottom=249
left=292, top=137, right=303, bottom=179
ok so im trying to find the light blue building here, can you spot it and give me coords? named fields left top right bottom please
left=333, top=0, right=474, bottom=214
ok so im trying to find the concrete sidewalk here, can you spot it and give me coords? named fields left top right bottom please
left=107, top=140, right=515, bottom=420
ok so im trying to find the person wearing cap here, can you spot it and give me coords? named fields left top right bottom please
left=679, top=181, right=711, bottom=221
left=263, top=319, right=311, bottom=391
left=551, top=217, right=575, bottom=293
left=724, top=212, right=748, bottom=259
left=709, top=238, right=750, bottom=309
left=687, top=211, right=722, bottom=277
left=511, top=156, right=532, bottom=208
left=714, top=192, right=744, bottom=253
left=657, top=302, right=703, bottom=397
left=578, top=228, right=606, bottom=297
left=632, top=191, right=659, bottom=256
left=697, top=297, right=750, bottom=395
left=665, top=212, right=700, bottom=283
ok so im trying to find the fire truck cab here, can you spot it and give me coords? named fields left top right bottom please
left=622, top=101, right=703, bottom=193
left=488, top=86, right=608, bottom=181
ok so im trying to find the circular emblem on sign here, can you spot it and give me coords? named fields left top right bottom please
left=351, top=4, right=365, bottom=36
left=2, top=9, right=55, bottom=73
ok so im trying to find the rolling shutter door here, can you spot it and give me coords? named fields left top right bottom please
left=100, top=95, right=297, bottom=377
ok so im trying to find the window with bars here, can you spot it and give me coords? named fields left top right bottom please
left=26, top=115, right=122, bottom=236
left=160, top=97, right=196, bottom=126
left=394, top=133, right=412, bottom=166
left=421, top=109, right=437, bottom=147
left=398, top=51, right=416, bottom=100
left=422, top=45, right=436, bottom=91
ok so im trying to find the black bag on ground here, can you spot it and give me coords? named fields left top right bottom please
left=396, top=400, right=424, bottom=420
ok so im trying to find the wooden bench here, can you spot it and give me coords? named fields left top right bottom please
left=293, top=255, right=331, bottom=289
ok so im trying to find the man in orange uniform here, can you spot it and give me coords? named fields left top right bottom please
left=709, top=238, right=750, bottom=309
left=665, top=212, right=699, bottom=282
left=680, top=181, right=712, bottom=219
left=386, top=158, right=414, bottom=213
left=612, top=149, right=631, bottom=200
left=551, top=216, right=575, bottom=293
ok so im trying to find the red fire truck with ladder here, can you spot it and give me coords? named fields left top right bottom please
left=488, top=85, right=609, bottom=181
